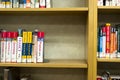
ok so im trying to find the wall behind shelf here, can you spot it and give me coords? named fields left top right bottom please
left=20, top=68, right=87, bottom=80
left=98, top=14, right=120, bottom=26
left=51, top=0, right=87, bottom=8
left=0, top=15, right=87, bottom=60
left=98, top=62, right=120, bottom=75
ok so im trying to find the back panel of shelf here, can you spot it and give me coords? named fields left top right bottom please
left=0, top=14, right=87, bottom=60
left=51, top=0, right=88, bottom=8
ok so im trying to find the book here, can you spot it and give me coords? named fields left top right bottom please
left=17, top=29, right=22, bottom=63
left=6, top=32, right=12, bottom=62
left=40, top=0, right=45, bottom=8
left=105, top=23, right=111, bottom=58
left=22, top=31, right=27, bottom=63
left=11, top=32, right=18, bottom=63
left=37, top=32, right=44, bottom=62
left=1, top=30, right=7, bottom=62
left=27, top=31, right=32, bottom=63
left=32, top=29, right=38, bottom=63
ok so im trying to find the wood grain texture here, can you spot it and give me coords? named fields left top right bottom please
left=0, top=59, right=87, bottom=68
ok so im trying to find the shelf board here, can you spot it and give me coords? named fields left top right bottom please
left=98, top=6, right=120, bottom=13
left=97, top=58, right=120, bottom=62
left=0, top=8, right=88, bottom=15
left=0, top=59, right=87, bottom=68
left=0, top=8, right=88, bottom=11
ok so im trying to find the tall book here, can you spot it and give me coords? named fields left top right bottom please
left=110, top=27, right=114, bottom=58
left=106, top=23, right=111, bottom=58
left=116, top=25, right=120, bottom=57
left=98, top=27, right=103, bottom=58
left=6, top=32, right=12, bottom=62
left=40, top=0, right=45, bottom=8
left=27, top=31, right=32, bottom=63
left=1, top=30, right=7, bottom=62
left=37, top=32, right=44, bottom=62
left=11, top=32, right=18, bottom=63
left=32, top=29, right=38, bottom=63
left=22, top=31, right=27, bottom=63
left=102, top=26, right=106, bottom=58
left=17, top=29, right=22, bottom=63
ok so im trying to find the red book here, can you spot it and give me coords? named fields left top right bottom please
left=106, top=23, right=111, bottom=58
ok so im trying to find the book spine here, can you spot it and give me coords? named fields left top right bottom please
left=112, top=0, right=117, bottom=6
left=113, top=27, right=117, bottom=58
left=37, top=32, right=44, bottom=62
left=35, top=0, right=39, bottom=8
left=46, top=0, right=51, bottom=8
left=23, top=0, right=26, bottom=8
left=1, top=31, right=7, bottom=62
left=110, top=27, right=114, bottom=58
left=6, top=0, right=10, bottom=8
left=19, top=0, right=24, bottom=8
left=26, top=0, right=30, bottom=8
left=6, top=32, right=12, bottom=62
left=11, top=32, right=18, bottom=63
left=32, top=30, right=38, bottom=63
left=117, top=27, right=120, bottom=57
left=31, top=0, right=34, bottom=8
left=115, top=27, right=118, bottom=57
left=17, top=29, right=22, bottom=63
left=106, top=23, right=111, bottom=58
left=27, top=32, right=32, bottom=63
left=13, top=0, right=19, bottom=8
left=22, top=31, right=27, bottom=63
left=106, top=0, right=110, bottom=6
left=40, top=0, right=45, bottom=8
left=102, top=26, right=106, bottom=58
left=109, top=0, right=112, bottom=6
left=98, top=27, right=103, bottom=58
left=117, top=0, right=120, bottom=6
left=2, top=0, right=5, bottom=8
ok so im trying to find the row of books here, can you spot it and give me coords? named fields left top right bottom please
left=97, top=71, right=120, bottom=80
left=0, top=29, right=44, bottom=63
left=0, top=0, right=51, bottom=8
left=97, top=23, right=120, bottom=58
left=98, top=0, right=120, bottom=6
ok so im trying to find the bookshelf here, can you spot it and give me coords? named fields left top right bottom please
left=95, top=0, right=120, bottom=80
left=0, top=0, right=95, bottom=80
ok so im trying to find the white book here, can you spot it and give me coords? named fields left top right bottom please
left=31, top=0, right=35, bottom=8
left=6, top=40, right=12, bottom=62
left=11, top=40, right=17, bottom=62
left=112, top=0, right=117, bottom=6
left=46, top=0, right=51, bottom=8
left=102, top=36, right=106, bottom=58
left=117, top=0, right=120, bottom=6
left=37, top=38, right=44, bottom=62
left=1, top=41, right=6, bottom=62
left=40, top=0, right=45, bottom=8
left=32, top=36, right=37, bottom=63
left=17, top=37, right=22, bottom=63
left=98, top=0, right=103, bottom=6
left=35, top=2, right=39, bottom=8
left=106, top=0, right=110, bottom=6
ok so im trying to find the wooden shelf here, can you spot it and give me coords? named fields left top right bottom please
left=0, top=8, right=88, bottom=15
left=97, top=58, right=120, bottom=62
left=0, top=8, right=88, bottom=11
left=98, top=6, right=120, bottom=13
left=0, top=59, right=87, bottom=68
